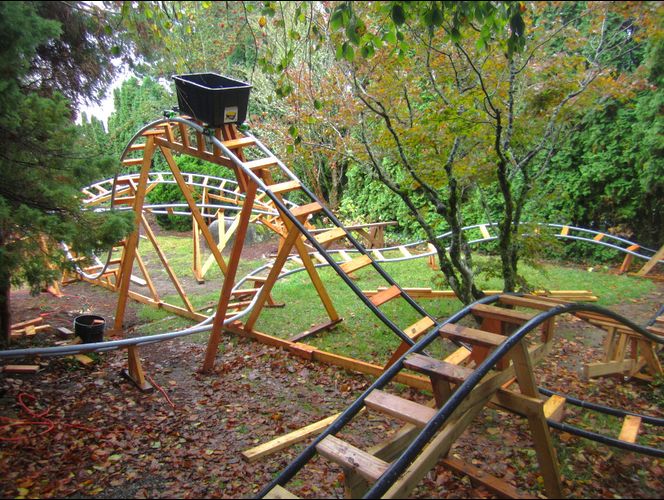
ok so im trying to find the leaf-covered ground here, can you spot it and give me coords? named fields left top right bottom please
left=1, top=280, right=662, bottom=499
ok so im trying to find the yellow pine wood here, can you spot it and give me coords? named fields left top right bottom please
left=471, top=304, right=536, bottom=325
left=269, top=179, right=301, bottom=194
left=140, top=213, right=195, bottom=313
left=113, top=137, right=156, bottom=331
left=242, top=413, right=344, bottom=462
left=364, top=390, right=436, bottom=427
left=339, top=254, right=372, bottom=274
left=244, top=157, right=279, bottom=170
left=404, top=317, right=436, bottom=339
left=292, top=236, right=340, bottom=322
left=369, top=285, right=401, bottom=307
left=316, top=435, right=389, bottom=483
left=439, top=323, right=506, bottom=348
left=159, top=145, right=228, bottom=275
left=203, top=182, right=259, bottom=372
left=618, top=415, right=641, bottom=443
left=314, top=227, right=346, bottom=245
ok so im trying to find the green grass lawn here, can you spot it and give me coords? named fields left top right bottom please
left=130, top=234, right=657, bottom=365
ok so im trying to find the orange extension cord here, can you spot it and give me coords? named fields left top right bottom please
left=0, top=392, right=95, bottom=442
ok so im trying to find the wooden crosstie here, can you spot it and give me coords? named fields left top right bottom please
left=258, top=295, right=568, bottom=499
left=255, top=295, right=663, bottom=499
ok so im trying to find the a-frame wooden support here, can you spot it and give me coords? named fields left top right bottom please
left=636, top=243, right=664, bottom=276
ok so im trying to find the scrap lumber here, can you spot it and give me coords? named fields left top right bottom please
left=2, top=365, right=40, bottom=374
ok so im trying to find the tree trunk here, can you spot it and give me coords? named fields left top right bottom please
left=0, top=228, right=10, bottom=345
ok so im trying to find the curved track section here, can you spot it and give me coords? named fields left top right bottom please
left=258, top=298, right=664, bottom=499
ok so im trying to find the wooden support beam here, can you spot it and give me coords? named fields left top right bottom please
left=159, top=145, right=228, bottom=275
left=140, top=214, right=195, bottom=313
left=441, top=457, right=535, bottom=499
left=637, top=243, right=664, bottom=276
left=122, top=346, right=153, bottom=392
left=202, top=180, right=258, bottom=373
left=114, top=137, right=156, bottom=331
left=292, top=236, right=340, bottom=322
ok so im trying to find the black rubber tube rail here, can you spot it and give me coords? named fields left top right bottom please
left=364, top=302, right=664, bottom=498
left=257, top=300, right=664, bottom=498
left=255, top=293, right=502, bottom=499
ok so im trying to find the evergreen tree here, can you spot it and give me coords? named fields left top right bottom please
left=0, top=2, right=132, bottom=344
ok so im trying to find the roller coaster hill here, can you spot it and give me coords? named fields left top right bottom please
left=2, top=73, right=663, bottom=499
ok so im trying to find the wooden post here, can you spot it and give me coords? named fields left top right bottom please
left=122, top=346, right=153, bottom=392
left=509, top=342, right=563, bottom=498
left=202, top=180, right=259, bottom=372
left=192, top=216, right=204, bottom=283
left=637, top=243, right=664, bottom=276
left=113, top=137, right=156, bottom=332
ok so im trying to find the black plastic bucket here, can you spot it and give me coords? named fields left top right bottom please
left=173, top=73, right=252, bottom=127
left=74, top=315, right=105, bottom=344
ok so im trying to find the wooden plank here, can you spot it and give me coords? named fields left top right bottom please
left=312, top=252, right=328, bottom=265
left=159, top=145, right=229, bottom=275
left=242, top=413, right=343, bottom=462
left=404, top=353, right=475, bottom=384
left=263, top=485, right=299, bottom=499
left=498, top=295, right=560, bottom=311
left=244, top=157, right=279, bottom=171
left=289, top=202, right=322, bottom=218
left=543, top=395, right=566, bottom=422
left=2, top=365, right=40, bottom=374
left=637, top=243, right=664, bottom=276
left=398, top=245, right=412, bottom=257
left=382, top=387, right=495, bottom=498
left=372, top=249, right=385, bottom=260
left=314, top=227, right=346, bottom=245
left=316, top=435, right=389, bottom=483
left=444, top=346, right=472, bottom=365
left=369, top=285, right=401, bottom=307
left=439, top=323, right=505, bottom=348
left=292, top=236, right=340, bottom=322
left=618, top=415, right=641, bottom=443
left=560, top=226, right=569, bottom=236
left=339, top=254, right=373, bottom=274
left=338, top=250, right=352, bottom=262
left=479, top=224, right=492, bottom=239
left=364, top=390, right=436, bottom=427
left=222, top=136, right=255, bottom=149
left=122, top=157, right=144, bottom=167
left=288, top=318, right=343, bottom=343
left=140, top=214, right=195, bottom=313
left=403, top=316, right=435, bottom=339
left=471, top=304, right=535, bottom=325
left=509, top=342, right=563, bottom=498
left=10, top=317, right=44, bottom=330
left=441, top=456, right=535, bottom=499
left=593, top=233, right=605, bottom=241
left=269, top=180, right=301, bottom=195
left=113, top=137, right=156, bottom=330
left=73, top=354, right=94, bottom=366
left=584, top=359, right=635, bottom=378
left=203, top=182, right=259, bottom=372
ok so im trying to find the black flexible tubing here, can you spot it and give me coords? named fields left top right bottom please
left=547, top=420, right=664, bottom=458
left=254, top=294, right=502, bottom=499
left=538, top=388, right=664, bottom=426
left=364, top=302, right=664, bottom=498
